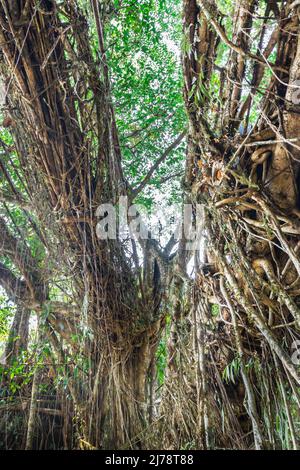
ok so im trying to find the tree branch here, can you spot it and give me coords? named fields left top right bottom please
left=131, top=131, right=187, bottom=198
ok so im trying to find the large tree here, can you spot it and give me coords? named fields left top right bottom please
left=160, top=0, right=300, bottom=450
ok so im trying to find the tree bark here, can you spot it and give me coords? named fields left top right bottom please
left=4, top=305, right=30, bottom=365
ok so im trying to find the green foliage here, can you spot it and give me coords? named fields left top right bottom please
left=181, top=439, right=196, bottom=450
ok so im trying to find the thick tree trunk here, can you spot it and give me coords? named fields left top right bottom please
left=158, top=0, right=300, bottom=450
